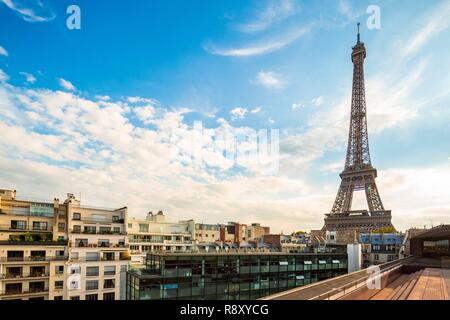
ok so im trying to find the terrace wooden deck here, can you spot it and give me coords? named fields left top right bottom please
left=342, top=268, right=450, bottom=300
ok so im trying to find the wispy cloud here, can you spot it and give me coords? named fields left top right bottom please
left=0, top=69, right=9, bottom=82
left=250, top=106, right=261, bottom=114
left=95, top=95, right=111, bottom=101
left=401, top=1, right=450, bottom=58
left=252, top=70, right=284, bottom=89
left=1, top=0, right=55, bottom=22
left=311, top=96, right=324, bottom=107
left=204, top=25, right=312, bottom=57
left=19, top=72, right=36, bottom=83
left=230, top=107, right=248, bottom=120
left=0, top=46, right=8, bottom=56
left=236, top=0, right=300, bottom=33
left=292, top=102, right=304, bottom=110
left=58, top=78, right=76, bottom=91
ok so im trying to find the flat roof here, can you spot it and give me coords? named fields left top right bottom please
left=146, top=252, right=347, bottom=257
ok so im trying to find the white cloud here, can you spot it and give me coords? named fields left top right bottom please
left=0, top=46, right=8, bottom=56
left=250, top=107, right=261, bottom=114
left=237, top=0, right=300, bottom=33
left=292, top=102, right=304, bottom=110
left=252, top=70, right=284, bottom=89
left=19, top=72, right=36, bottom=83
left=127, top=96, right=159, bottom=105
left=95, top=95, right=110, bottom=101
left=204, top=25, right=312, bottom=57
left=268, top=117, right=276, bottom=124
left=401, top=1, right=450, bottom=57
left=311, top=96, right=324, bottom=107
left=58, top=78, right=76, bottom=91
left=229, top=107, right=248, bottom=120
left=0, top=69, right=9, bottom=82
left=134, top=105, right=156, bottom=125
left=1, top=0, right=55, bottom=22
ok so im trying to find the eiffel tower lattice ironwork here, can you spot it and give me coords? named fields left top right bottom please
left=322, top=24, right=395, bottom=232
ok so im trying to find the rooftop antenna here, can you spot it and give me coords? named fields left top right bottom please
left=357, top=22, right=361, bottom=44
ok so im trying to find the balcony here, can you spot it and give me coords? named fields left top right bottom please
left=71, top=218, right=125, bottom=224
left=0, top=224, right=53, bottom=233
left=0, top=272, right=50, bottom=280
left=70, top=230, right=126, bottom=235
left=0, top=256, right=68, bottom=263
left=73, top=243, right=127, bottom=249
left=1, top=287, right=49, bottom=297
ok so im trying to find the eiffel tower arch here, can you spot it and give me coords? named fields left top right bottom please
left=322, top=25, right=395, bottom=233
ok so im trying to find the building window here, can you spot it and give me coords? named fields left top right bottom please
left=58, top=223, right=65, bottom=232
left=86, top=266, right=99, bottom=277
left=32, top=221, right=48, bottom=231
left=54, top=281, right=64, bottom=290
left=55, top=266, right=64, bottom=274
left=128, top=223, right=132, bottom=229
left=73, top=212, right=81, bottom=220
left=84, top=226, right=96, bottom=234
left=86, top=252, right=100, bottom=261
left=103, top=279, right=115, bottom=289
left=98, top=239, right=110, bottom=247
left=70, top=280, right=79, bottom=290
left=99, top=227, right=111, bottom=234
left=112, top=215, right=120, bottom=223
left=85, top=294, right=98, bottom=301
left=54, top=296, right=63, bottom=300
left=139, top=224, right=149, bottom=233
left=86, top=280, right=99, bottom=291
left=113, top=227, right=121, bottom=234
left=73, top=225, right=81, bottom=233
left=70, top=252, right=79, bottom=260
left=10, top=220, right=27, bottom=230
left=374, top=254, right=379, bottom=261
left=104, top=266, right=116, bottom=276
left=102, top=252, right=115, bottom=261
left=103, top=292, right=115, bottom=300
left=70, top=266, right=81, bottom=274
left=70, top=296, right=80, bottom=300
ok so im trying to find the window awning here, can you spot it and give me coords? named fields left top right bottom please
left=318, top=260, right=327, bottom=264
left=296, top=275, right=305, bottom=280
left=279, top=261, right=288, bottom=266
left=332, top=260, right=340, bottom=264
left=303, top=261, right=312, bottom=265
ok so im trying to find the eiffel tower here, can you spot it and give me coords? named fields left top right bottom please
left=322, top=24, right=394, bottom=232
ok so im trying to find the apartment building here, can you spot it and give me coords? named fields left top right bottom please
left=127, top=211, right=195, bottom=265
left=65, top=194, right=130, bottom=300
left=195, top=222, right=271, bottom=245
left=195, top=223, right=221, bottom=243
left=263, top=234, right=307, bottom=253
left=0, top=189, right=68, bottom=300
left=360, top=232, right=404, bottom=268
left=246, top=223, right=270, bottom=242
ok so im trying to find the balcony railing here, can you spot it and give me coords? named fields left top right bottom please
left=129, top=239, right=193, bottom=244
left=71, top=218, right=125, bottom=224
left=0, top=256, right=68, bottom=263
left=73, top=243, right=127, bottom=248
left=1, top=287, right=49, bottom=296
left=69, top=255, right=130, bottom=262
left=0, top=272, right=50, bottom=279
left=70, top=230, right=126, bottom=235
left=0, top=225, right=53, bottom=232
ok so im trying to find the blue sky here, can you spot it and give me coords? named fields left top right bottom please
left=1, top=0, right=450, bottom=233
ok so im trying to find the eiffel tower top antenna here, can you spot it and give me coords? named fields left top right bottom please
left=357, top=22, right=361, bottom=44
